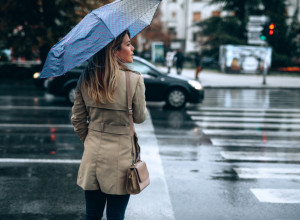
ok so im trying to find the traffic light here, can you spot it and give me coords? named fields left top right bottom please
left=268, top=23, right=275, bottom=35
left=260, top=34, right=266, bottom=41
left=260, top=22, right=275, bottom=41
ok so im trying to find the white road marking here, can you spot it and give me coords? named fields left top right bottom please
left=0, top=95, right=62, bottom=100
left=234, top=168, right=300, bottom=179
left=221, top=151, right=300, bottom=162
left=0, top=158, right=81, bottom=164
left=192, top=116, right=300, bottom=123
left=196, top=121, right=300, bottom=129
left=188, top=110, right=300, bottom=118
left=126, top=114, right=175, bottom=220
left=0, top=106, right=70, bottom=110
left=203, top=129, right=299, bottom=137
left=0, top=123, right=73, bottom=128
left=212, top=139, right=300, bottom=148
left=197, top=107, right=300, bottom=113
left=251, top=188, right=300, bottom=203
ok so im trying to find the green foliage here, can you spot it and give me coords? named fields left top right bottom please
left=272, top=51, right=293, bottom=68
left=0, top=0, right=100, bottom=63
left=198, top=0, right=296, bottom=67
left=262, top=0, right=292, bottom=57
left=197, top=16, right=246, bottom=59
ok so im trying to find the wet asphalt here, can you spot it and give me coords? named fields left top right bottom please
left=0, top=78, right=300, bottom=220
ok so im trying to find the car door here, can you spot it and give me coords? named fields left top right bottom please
left=127, top=60, right=168, bottom=101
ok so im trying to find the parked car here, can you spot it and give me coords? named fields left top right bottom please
left=38, top=56, right=204, bottom=108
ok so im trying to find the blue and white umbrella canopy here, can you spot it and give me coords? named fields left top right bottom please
left=40, top=0, right=162, bottom=78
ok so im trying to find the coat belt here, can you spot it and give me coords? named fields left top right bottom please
left=88, top=122, right=130, bottom=135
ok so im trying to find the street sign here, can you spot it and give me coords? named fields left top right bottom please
left=247, top=15, right=268, bottom=45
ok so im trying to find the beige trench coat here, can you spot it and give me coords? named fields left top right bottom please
left=71, top=69, right=147, bottom=195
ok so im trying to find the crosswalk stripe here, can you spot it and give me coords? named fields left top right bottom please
left=234, top=168, right=300, bottom=179
left=192, top=116, right=300, bottom=123
left=187, top=111, right=300, bottom=118
left=0, top=123, right=73, bottom=128
left=0, top=158, right=81, bottom=164
left=220, top=151, right=300, bottom=162
left=196, top=121, right=300, bottom=129
left=0, top=106, right=71, bottom=110
left=197, top=107, right=300, bottom=113
left=212, top=139, right=300, bottom=148
left=203, top=129, right=299, bottom=137
left=198, top=94, right=300, bottom=205
left=0, top=95, right=63, bottom=100
left=250, top=189, right=300, bottom=203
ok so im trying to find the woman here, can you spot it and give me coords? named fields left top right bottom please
left=71, top=30, right=147, bottom=220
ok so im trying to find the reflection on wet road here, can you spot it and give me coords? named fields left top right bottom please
left=148, top=88, right=300, bottom=219
left=0, top=79, right=300, bottom=219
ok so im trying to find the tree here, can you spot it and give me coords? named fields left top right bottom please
left=209, top=0, right=262, bottom=42
left=0, top=0, right=113, bottom=65
left=261, top=0, right=293, bottom=67
left=138, top=6, right=171, bottom=52
left=197, top=0, right=294, bottom=67
left=196, top=16, right=246, bottom=58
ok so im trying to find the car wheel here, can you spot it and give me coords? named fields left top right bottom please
left=166, top=88, right=187, bottom=109
left=65, top=85, right=76, bottom=105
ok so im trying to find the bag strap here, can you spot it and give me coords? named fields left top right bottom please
left=125, top=71, right=137, bottom=165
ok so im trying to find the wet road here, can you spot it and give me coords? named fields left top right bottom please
left=0, top=79, right=300, bottom=219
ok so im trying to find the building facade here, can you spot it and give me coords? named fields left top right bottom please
left=160, top=0, right=300, bottom=54
left=160, top=0, right=223, bottom=53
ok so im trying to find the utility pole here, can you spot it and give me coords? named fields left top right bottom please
left=262, top=47, right=268, bottom=85
left=184, top=0, right=189, bottom=52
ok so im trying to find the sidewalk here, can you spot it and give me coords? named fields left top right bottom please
left=158, top=66, right=300, bottom=89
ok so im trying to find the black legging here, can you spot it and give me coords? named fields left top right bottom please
left=84, top=189, right=130, bottom=220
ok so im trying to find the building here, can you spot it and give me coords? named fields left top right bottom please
left=160, top=0, right=223, bottom=53
left=160, top=0, right=300, bottom=54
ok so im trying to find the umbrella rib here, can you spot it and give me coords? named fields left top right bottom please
left=91, top=12, right=115, bottom=39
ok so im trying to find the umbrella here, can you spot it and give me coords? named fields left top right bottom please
left=40, top=0, right=162, bottom=78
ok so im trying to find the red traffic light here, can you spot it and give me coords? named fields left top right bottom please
left=268, top=23, right=275, bottom=35
left=269, top=23, right=275, bottom=30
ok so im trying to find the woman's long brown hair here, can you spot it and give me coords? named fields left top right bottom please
left=83, top=30, right=132, bottom=104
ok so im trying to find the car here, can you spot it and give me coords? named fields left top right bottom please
left=41, top=56, right=204, bottom=108
left=33, top=71, right=46, bottom=89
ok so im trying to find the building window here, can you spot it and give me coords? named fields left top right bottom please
left=193, top=32, right=198, bottom=42
left=212, top=11, right=221, bottom=17
left=172, top=12, right=176, bottom=18
left=169, top=27, right=177, bottom=39
left=193, top=12, right=202, bottom=21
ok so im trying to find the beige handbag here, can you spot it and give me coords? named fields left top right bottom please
left=125, top=71, right=150, bottom=195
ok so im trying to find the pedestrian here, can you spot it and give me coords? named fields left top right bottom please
left=194, top=51, right=203, bottom=80
left=165, top=50, right=175, bottom=73
left=174, top=49, right=184, bottom=75
left=71, top=30, right=147, bottom=220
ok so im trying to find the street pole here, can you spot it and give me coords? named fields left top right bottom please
left=184, top=0, right=189, bottom=53
left=262, top=46, right=268, bottom=85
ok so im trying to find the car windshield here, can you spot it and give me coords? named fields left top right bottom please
left=134, top=57, right=159, bottom=70
left=126, top=57, right=163, bottom=75
left=126, top=61, right=152, bottom=75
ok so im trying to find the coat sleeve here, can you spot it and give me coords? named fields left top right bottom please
left=71, top=76, right=88, bottom=143
left=132, top=75, right=147, bottom=124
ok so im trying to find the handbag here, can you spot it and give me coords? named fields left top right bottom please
left=125, top=71, right=150, bottom=195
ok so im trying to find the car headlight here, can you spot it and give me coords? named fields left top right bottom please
left=188, top=80, right=202, bottom=90
left=33, top=72, right=41, bottom=79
